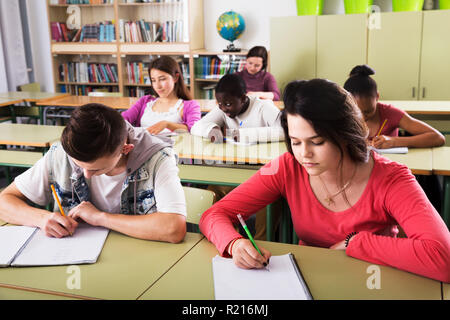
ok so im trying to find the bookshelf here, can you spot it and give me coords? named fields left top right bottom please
left=47, top=0, right=204, bottom=97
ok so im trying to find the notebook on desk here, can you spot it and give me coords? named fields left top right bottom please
left=212, top=253, right=313, bottom=300
left=371, top=146, right=409, bottom=154
left=0, top=223, right=109, bottom=267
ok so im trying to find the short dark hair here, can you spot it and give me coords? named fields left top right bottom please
left=61, top=103, right=128, bottom=162
left=281, top=79, right=369, bottom=164
left=247, top=46, right=268, bottom=72
left=343, top=64, right=378, bottom=98
left=215, top=73, right=247, bottom=98
left=149, top=55, right=192, bottom=100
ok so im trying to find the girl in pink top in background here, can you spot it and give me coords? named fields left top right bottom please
left=122, top=56, right=201, bottom=135
left=344, top=65, right=445, bottom=148
left=199, top=79, right=450, bottom=283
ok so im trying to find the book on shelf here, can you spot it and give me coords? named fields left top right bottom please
left=119, top=19, right=183, bottom=43
left=59, top=62, right=118, bottom=84
left=52, top=0, right=114, bottom=4
left=195, top=55, right=246, bottom=80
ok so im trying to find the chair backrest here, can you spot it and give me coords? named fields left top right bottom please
left=19, top=82, right=41, bottom=92
left=88, top=92, right=123, bottom=97
left=183, top=186, right=215, bottom=225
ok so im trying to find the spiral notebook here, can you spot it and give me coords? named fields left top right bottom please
left=212, top=253, right=313, bottom=300
left=0, top=224, right=109, bottom=267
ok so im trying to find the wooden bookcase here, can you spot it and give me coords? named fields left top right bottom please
left=47, top=0, right=205, bottom=98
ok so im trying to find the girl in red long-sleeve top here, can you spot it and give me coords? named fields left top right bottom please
left=199, top=78, right=450, bottom=283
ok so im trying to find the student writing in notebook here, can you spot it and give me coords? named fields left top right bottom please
left=122, top=55, right=201, bottom=135
left=343, top=65, right=445, bottom=149
left=0, top=104, right=186, bottom=243
left=235, top=46, right=281, bottom=101
left=190, top=73, right=284, bottom=144
left=199, top=79, right=450, bottom=283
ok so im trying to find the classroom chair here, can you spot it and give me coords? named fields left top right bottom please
left=183, top=186, right=215, bottom=233
left=14, top=82, right=41, bottom=123
left=88, top=92, right=123, bottom=97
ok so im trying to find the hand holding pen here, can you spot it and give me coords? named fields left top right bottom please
left=229, top=214, right=271, bottom=270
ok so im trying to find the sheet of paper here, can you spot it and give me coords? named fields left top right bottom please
left=11, top=224, right=109, bottom=266
left=371, top=146, right=408, bottom=154
left=0, top=226, right=37, bottom=267
left=212, top=253, right=311, bottom=300
left=225, top=137, right=257, bottom=146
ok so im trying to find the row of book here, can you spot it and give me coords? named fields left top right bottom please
left=59, top=62, right=119, bottom=84
left=60, top=85, right=119, bottom=96
left=126, top=87, right=153, bottom=98
left=50, top=0, right=113, bottom=4
left=194, top=56, right=246, bottom=80
left=119, top=19, right=184, bottom=43
left=123, top=0, right=184, bottom=3
left=51, top=22, right=115, bottom=42
left=126, top=60, right=190, bottom=85
left=200, top=84, right=216, bottom=100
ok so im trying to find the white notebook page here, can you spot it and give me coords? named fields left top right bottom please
left=11, top=224, right=109, bottom=266
left=0, top=226, right=37, bottom=267
left=212, top=253, right=311, bottom=300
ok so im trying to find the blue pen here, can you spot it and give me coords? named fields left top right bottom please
left=239, top=120, right=243, bottom=127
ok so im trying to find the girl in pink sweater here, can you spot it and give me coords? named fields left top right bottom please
left=199, top=79, right=450, bottom=283
left=122, top=56, right=201, bottom=135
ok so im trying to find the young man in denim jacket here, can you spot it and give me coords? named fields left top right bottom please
left=0, top=103, right=186, bottom=243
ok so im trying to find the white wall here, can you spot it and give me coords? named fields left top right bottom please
left=203, top=0, right=394, bottom=52
left=26, top=0, right=54, bottom=92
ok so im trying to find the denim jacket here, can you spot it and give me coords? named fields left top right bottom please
left=46, top=124, right=175, bottom=215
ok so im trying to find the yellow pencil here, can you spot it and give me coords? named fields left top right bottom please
left=376, top=119, right=387, bottom=137
left=50, top=184, right=72, bottom=236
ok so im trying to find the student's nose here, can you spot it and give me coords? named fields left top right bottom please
left=300, top=143, right=313, bottom=158
left=83, top=169, right=93, bottom=179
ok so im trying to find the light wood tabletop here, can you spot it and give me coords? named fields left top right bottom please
left=0, top=98, right=23, bottom=107
left=444, top=283, right=450, bottom=300
left=432, top=146, right=450, bottom=176
left=173, top=133, right=287, bottom=165
left=381, top=100, right=450, bottom=115
left=380, top=148, right=433, bottom=175
left=0, top=123, right=64, bottom=148
left=36, top=95, right=139, bottom=110
left=0, top=231, right=204, bottom=300
left=0, top=92, right=69, bottom=103
left=139, top=237, right=443, bottom=300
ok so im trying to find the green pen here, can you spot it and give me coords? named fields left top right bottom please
left=237, top=214, right=269, bottom=270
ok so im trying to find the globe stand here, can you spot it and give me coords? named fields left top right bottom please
left=223, top=42, right=241, bottom=53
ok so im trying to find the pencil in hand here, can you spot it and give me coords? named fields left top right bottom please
left=376, top=119, right=387, bottom=137
left=50, top=184, right=72, bottom=236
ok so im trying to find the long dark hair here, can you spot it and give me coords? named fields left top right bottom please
left=343, top=64, right=377, bottom=98
left=281, top=79, right=369, bottom=164
left=61, top=103, right=127, bottom=162
left=149, top=56, right=192, bottom=100
left=247, top=46, right=268, bottom=72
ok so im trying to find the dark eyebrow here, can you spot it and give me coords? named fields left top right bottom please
left=289, top=135, right=321, bottom=140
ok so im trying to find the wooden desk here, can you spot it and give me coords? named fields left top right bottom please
left=0, top=123, right=64, bottom=149
left=139, top=238, right=442, bottom=300
left=381, top=148, right=434, bottom=175
left=444, top=283, right=450, bottom=300
left=432, top=147, right=450, bottom=227
left=0, top=232, right=204, bottom=300
left=173, top=133, right=287, bottom=165
left=381, top=100, right=450, bottom=115
left=0, top=92, right=69, bottom=103
left=0, top=98, right=23, bottom=107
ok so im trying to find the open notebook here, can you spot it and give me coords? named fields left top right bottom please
left=212, top=253, right=313, bottom=300
left=371, top=146, right=409, bottom=154
left=0, top=224, right=109, bottom=267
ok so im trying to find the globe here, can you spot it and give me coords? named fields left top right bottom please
left=216, top=11, right=245, bottom=52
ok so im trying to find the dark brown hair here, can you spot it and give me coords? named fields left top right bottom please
left=247, top=46, right=268, bottom=72
left=149, top=55, right=192, bottom=100
left=281, top=79, right=369, bottom=164
left=343, top=64, right=378, bottom=98
left=61, top=103, right=127, bottom=162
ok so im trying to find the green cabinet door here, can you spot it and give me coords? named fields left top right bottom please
left=270, top=16, right=317, bottom=93
left=317, top=14, right=368, bottom=87
left=368, top=11, right=422, bottom=100
left=420, top=10, right=450, bottom=100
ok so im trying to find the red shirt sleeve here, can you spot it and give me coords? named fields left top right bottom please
left=199, top=155, right=287, bottom=256
left=346, top=162, right=450, bottom=283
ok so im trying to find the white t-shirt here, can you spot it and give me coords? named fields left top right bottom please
left=15, top=152, right=186, bottom=216
left=140, top=98, right=183, bottom=134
